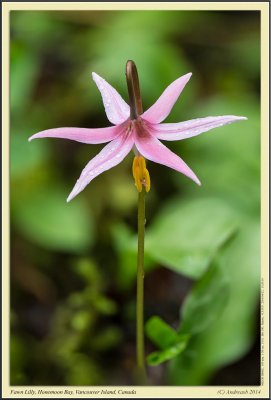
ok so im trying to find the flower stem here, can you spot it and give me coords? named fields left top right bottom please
left=136, top=188, right=147, bottom=381
left=126, top=60, right=147, bottom=382
left=126, top=60, right=143, bottom=120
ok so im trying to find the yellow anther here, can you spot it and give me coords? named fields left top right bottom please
left=132, top=156, right=151, bottom=193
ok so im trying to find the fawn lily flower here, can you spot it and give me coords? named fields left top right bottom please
left=29, top=61, right=246, bottom=202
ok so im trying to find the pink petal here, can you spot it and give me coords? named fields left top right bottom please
left=28, top=125, right=122, bottom=144
left=151, top=115, right=247, bottom=141
left=67, top=130, right=134, bottom=202
left=92, top=72, right=130, bottom=125
left=134, top=131, right=201, bottom=186
left=141, top=73, right=192, bottom=124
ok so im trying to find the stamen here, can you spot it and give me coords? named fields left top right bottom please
left=132, top=156, right=151, bottom=193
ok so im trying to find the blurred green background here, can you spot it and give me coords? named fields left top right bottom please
left=10, top=10, right=260, bottom=386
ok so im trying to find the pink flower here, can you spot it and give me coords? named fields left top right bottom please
left=29, top=71, right=246, bottom=202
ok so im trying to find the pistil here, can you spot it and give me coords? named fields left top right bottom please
left=125, top=60, right=143, bottom=120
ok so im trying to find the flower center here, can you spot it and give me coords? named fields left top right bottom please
left=133, top=118, right=150, bottom=139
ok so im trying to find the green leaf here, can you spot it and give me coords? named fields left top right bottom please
left=147, top=336, right=189, bottom=366
left=169, top=220, right=260, bottom=385
left=145, top=316, right=179, bottom=350
left=145, top=315, right=191, bottom=367
left=145, top=261, right=229, bottom=366
left=12, top=185, right=94, bottom=253
left=146, top=197, right=238, bottom=279
left=180, top=261, right=229, bottom=335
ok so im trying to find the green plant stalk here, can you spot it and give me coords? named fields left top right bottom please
left=136, top=188, right=146, bottom=378
left=126, top=59, right=147, bottom=381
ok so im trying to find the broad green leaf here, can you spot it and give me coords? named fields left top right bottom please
left=145, top=197, right=238, bottom=279
left=169, top=220, right=260, bottom=385
left=147, top=337, right=189, bottom=366
left=180, top=261, right=229, bottom=335
left=12, top=185, right=94, bottom=253
left=145, top=316, right=179, bottom=350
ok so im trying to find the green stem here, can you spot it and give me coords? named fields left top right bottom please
left=136, top=188, right=146, bottom=381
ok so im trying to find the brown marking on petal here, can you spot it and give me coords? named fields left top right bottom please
left=123, top=120, right=134, bottom=139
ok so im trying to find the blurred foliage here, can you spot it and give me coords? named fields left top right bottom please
left=10, top=10, right=260, bottom=386
left=146, top=197, right=239, bottom=278
left=12, top=185, right=94, bottom=253
left=145, top=316, right=190, bottom=366
left=168, top=221, right=260, bottom=384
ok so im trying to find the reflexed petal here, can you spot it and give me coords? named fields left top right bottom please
left=67, top=131, right=134, bottom=202
left=151, top=115, right=248, bottom=141
left=28, top=125, right=122, bottom=144
left=92, top=72, right=130, bottom=125
left=141, top=73, right=192, bottom=124
left=135, top=133, right=201, bottom=185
